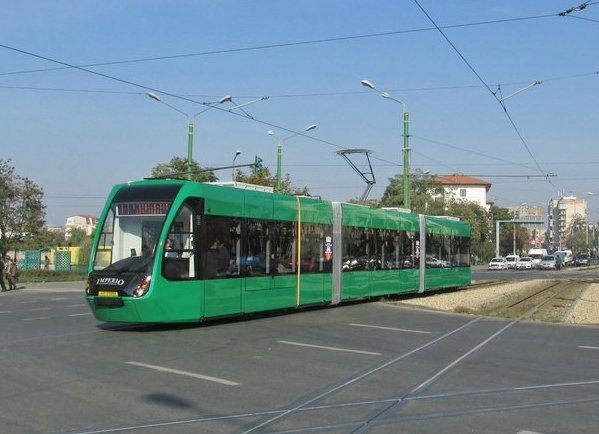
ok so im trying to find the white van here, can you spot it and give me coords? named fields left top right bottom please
left=505, top=254, right=520, bottom=269
left=554, top=250, right=573, bottom=266
left=528, top=248, right=548, bottom=268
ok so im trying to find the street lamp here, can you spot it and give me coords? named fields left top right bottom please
left=146, top=92, right=232, bottom=180
left=232, top=150, right=241, bottom=181
left=267, top=124, right=317, bottom=192
left=361, top=79, right=411, bottom=209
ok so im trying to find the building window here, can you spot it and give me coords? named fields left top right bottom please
left=459, top=189, right=467, bottom=197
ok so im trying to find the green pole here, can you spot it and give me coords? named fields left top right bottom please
left=276, top=142, right=282, bottom=192
left=187, top=122, right=194, bottom=180
left=402, top=110, right=410, bottom=209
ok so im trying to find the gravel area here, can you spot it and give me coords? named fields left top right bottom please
left=396, top=280, right=599, bottom=325
left=563, top=282, right=599, bottom=325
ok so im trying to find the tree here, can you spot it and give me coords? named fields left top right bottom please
left=445, top=199, right=494, bottom=262
left=67, top=227, right=88, bottom=246
left=0, top=159, right=46, bottom=255
left=381, top=169, right=446, bottom=213
left=20, top=228, right=65, bottom=250
left=565, top=214, right=588, bottom=253
left=151, top=156, right=217, bottom=182
left=233, top=166, right=310, bottom=195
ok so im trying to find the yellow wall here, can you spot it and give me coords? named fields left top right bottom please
left=50, top=247, right=82, bottom=265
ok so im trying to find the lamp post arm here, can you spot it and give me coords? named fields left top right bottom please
left=381, top=92, right=407, bottom=112
left=228, top=96, right=269, bottom=111
left=499, top=81, right=542, bottom=104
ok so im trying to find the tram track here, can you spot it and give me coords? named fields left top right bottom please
left=480, top=279, right=590, bottom=322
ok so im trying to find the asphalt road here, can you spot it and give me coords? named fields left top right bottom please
left=0, top=281, right=598, bottom=433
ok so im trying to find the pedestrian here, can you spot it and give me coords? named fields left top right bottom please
left=6, top=256, right=18, bottom=290
left=44, top=255, right=50, bottom=270
left=0, top=255, right=6, bottom=292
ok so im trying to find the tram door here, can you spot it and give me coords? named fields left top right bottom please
left=201, top=216, right=243, bottom=318
left=241, top=220, right=297, bottom=312
left=159, top=198, right=205, bottom=321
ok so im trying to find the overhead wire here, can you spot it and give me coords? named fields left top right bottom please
left=0, top=13, right=560, bottom=78
left=2, top=68, right=598, bottom=98
left=410, top=0, right=575, bottom=194
left=411, top=135, right=542, bottom=173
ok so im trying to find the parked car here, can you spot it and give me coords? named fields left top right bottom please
left=505, top=254, right=520, bottom=269
left=539, top=255, right=559, bottom=270
left=574, top=253, right=591, bottom=266
left=425, top=256, right=449, bottom=268
left=516, top=256, right=533, bottom=270
left=488, top=257, right=508, bottom=270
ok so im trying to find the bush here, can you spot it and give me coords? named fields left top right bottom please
left=17, top=269, right=88, bottom=283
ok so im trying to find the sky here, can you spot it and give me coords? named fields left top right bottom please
left=1, top=0, right=598, bottom=226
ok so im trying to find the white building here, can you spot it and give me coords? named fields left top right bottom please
left=65, top=215, right=98, bottom=239
left=547, top=196, right=587, bottom=251
left=433, top=174, right=492, bottom=210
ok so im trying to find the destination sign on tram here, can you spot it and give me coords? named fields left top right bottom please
left=117, top=202, right=170, bottom=216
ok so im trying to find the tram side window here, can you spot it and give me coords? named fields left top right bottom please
left=426, top=233, right=451, bottom=268
left=342, top=226, right=371, bottom=271
left=241, top=220, right=270, bottom=276
left=162, top=203, right=196, bottom=280
left=94, top=208, right=114, bottom=270
left=378, top=229, right=395, bottom=269
left=375, top=229, right=416, bottom=269
left=271, top=221, right=296, bottom=274
left=453, top=236, right=471, bottom=267
left=202, top=215, right=239, bottom=279
left=301, top=222, right=332, bottom=272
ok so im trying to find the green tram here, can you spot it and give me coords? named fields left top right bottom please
left=86, top=179, right=471, bottom=323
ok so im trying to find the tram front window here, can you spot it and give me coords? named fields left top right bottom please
left=93, top=201, right=171, bottom=271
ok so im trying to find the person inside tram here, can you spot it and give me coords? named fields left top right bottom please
left=142, top=236, right=156, bottom=257
left=165, top=239, right=178, bottom=258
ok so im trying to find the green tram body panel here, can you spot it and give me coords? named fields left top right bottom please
left=86, top=180, right=471, bottom=323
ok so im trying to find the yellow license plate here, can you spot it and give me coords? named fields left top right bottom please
left=98, top=291, right=119, bottom=297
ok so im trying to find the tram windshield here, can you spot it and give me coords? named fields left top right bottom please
left=92, top=185, right=181, bottom=271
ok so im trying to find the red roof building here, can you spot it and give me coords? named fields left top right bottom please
left=433, top=174, right=492, bottom=210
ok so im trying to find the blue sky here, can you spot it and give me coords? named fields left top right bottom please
left=1, top=0, right=598, bottom=225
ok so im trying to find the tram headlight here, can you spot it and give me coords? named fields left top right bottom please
left=133, top=275, right=151, bottom=298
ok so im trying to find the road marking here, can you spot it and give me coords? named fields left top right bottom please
left=51, top=297, right=68, bottom=301
left=22, top=317, right=49, bottom=321
left=0, top=311, right=11, bottom=314
left=68, top=304, right=87, bottom=307
left=277, top=340, right=381, bottom=356
left=578, top=345, right=599, bottom=350
left=69, top=312, right=92, bottom=317
left=125, top=361, right=240, bottom=386
left=349, top=323, right=431, bottom=334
